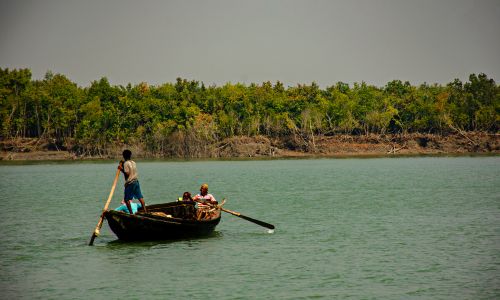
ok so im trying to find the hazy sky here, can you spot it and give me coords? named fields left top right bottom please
left=1, top=0, right=499, bottom=87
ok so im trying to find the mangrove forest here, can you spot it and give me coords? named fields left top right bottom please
left=1, top=68, right=498, bottom=158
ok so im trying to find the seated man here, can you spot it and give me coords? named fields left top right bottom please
left=192, top=184, right=218, bottom=220
left=115, top=200, right=142, bottom=214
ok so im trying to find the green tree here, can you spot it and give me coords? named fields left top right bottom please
left=0, top=68, right=32, bottom=137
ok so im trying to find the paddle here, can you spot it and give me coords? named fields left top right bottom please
left=88, top=168, right=121, bottom=246
left=194, top=198, right=275, bottom=230
left=220, top=207, right=275, bottom=230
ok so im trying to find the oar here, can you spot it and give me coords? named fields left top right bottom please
left=88, top=168, right=121, bottom=246
left=194, top=199, right=275, bottom=230
left=220, top=207, right=275, bottom=229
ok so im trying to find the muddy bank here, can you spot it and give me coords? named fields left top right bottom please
left=1, top=132, right=499, bottom=161
left=218, top=132, right=499, bottom=157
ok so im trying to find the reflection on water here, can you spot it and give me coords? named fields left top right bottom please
left=105, top=231, right=224, bottom=248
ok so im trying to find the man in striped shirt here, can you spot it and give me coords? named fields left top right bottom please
left=193, top=184, right=217, bottom=219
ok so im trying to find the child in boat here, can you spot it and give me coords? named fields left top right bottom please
left=178, top=191, right=193, bottom=202
left=193, top=184, right=218, bottom=219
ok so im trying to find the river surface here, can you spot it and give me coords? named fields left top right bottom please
left=0, top=157, right=499, bottom=299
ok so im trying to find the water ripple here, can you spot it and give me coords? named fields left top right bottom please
left=0, top=157, right=499, bottom=299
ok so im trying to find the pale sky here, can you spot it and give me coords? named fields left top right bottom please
left=1, top=0, right=499, bottom=88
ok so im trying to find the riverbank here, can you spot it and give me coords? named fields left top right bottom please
left=1, top=132, right=498, bottom=161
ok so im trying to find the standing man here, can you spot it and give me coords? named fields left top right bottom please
left=118, top=149, right=147, bottom=214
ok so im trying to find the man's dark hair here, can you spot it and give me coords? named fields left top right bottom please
left=122, top=149, right=132, bottom=160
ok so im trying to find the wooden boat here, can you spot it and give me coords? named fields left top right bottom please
left=103, top=201, right=221, bottom=241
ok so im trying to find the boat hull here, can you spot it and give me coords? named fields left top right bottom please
left=104, top=202, right=221, bottom=241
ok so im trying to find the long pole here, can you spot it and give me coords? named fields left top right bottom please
left=88, top=169, right=121, bottom=246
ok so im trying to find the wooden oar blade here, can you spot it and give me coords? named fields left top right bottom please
left=195, top=199, right=275, bottom=230
left=238, top=214, right=275, bottom=229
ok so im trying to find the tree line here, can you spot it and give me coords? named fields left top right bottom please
left=1, top=68, right=498, bottom=156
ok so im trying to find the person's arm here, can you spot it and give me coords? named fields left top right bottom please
left=118, top=160, right=130, bottom=180
left=208, top=194, right=217, bottom=204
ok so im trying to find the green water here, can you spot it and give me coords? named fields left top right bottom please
left=0, top=157, right=499, bottom=299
